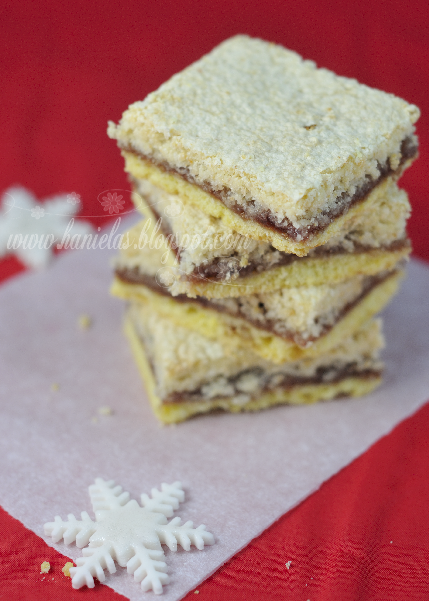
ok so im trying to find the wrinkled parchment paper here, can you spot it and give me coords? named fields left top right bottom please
left=1, top=229, right=429, bottom=601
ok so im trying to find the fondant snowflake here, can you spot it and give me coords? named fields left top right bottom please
left=44, top=478, right=214, bottom=595
left=0, top=186, right=92, bottom=268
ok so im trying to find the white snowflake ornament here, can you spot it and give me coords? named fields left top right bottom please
left=44, top=478, right=214, bottom=595
left=0, top=186, right=92, bottom=269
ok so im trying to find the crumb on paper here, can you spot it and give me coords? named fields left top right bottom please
left=98, top=406, right=113, bottom=416
left=62, top=562, right=74, bottom=577
left=78, top=314, right=92, bottom=330
left=285, top=560, right=291, bottom=569
left=40, top=561, right=50, bottom=574
left=51, top=383, right=60, bottom=392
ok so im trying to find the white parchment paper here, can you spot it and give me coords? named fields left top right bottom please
left=1, top=229, right=429, bottom=601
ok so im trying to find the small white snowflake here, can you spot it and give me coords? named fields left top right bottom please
left=0, top=186, right=92, bottom=269
left=44, top=478, right=214, bottom=595
left=67, top=192, right=81, bottom=205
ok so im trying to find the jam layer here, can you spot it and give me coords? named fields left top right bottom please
left=162, top=367, right=382, bottom=405
left=116, top=268, right=393, bottom=348
left=125, top=137, right=417, bottom=243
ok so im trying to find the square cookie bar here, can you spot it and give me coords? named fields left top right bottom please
left=125, top=307, right=384, bottom=423
left=108, top=35, right=419, bottom=256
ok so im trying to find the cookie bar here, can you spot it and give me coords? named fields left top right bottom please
left=125, top=307, right=384, bottom=423
left=120, top=178, right=410, bottom=298
left=108, top=35, right=419, bottom=256
left=112, top=262, right=402, bottom=364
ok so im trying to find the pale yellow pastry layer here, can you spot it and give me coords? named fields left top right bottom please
left=173, top=249, right=408, bottom=298
left=114, top=185, right=411, bottom=299
left=134, top=172, right=411, bottom=263
left=123, top=153, right=407, bottom=256
left=130, top=304, right=383, bottom=398
left=116, top=220, right=390, bottom=344
left=121, top=177, right=410, bottom=298
left=112, top=269, right=402, bottom=364
left=116, top=217, right=408, bottom=298
left=124, top=313, right=382, bottom=424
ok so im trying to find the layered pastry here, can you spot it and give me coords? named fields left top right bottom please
left=125, top=307, right=384, bottom=424
left=108, top=35, right=419, bottom=256
left=108, top=34, right=419, bottom=423
left=112, top=232, right=403, bottom=364
left=117, top=177, right=410, bottom=299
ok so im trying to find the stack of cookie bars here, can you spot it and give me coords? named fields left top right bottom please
left=108, top=36, right=419, bottom=423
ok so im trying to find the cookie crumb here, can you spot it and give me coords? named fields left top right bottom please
left=40, top=561, right=50, bottom=574
left=194, top=591, right=199, bottom=595
left=51, top=383, right=60, bottom=392
left=62, top=562, right=74, bottom=577
left=98, top=406, right=113, bottom=416
left=285, top=561, right=291, bottom=569
left=78, top=314, right=92, bottom=330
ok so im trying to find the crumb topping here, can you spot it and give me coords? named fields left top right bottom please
left=108, top=35, right=419, bottom=228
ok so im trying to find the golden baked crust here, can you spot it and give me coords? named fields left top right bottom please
left=118, top=177, right=411, bottom=298
left=122, top=154, right=410, bottom=255
left=129, top=305, right=383, bottom=397
left=172, top=248, right=409, bottom=298
left=124, top=313, right=382, bottom=424
left=114, top=179, right=410, bottom=299
left=116, top=217, right=409, bottom=299
left=112, top=270, right=402, bottom=364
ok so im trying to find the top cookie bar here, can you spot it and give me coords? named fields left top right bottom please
left=108, top=35, right=419, bottom=254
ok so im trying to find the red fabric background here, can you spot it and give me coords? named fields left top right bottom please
left=1, top=0, right=428, bottom=598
